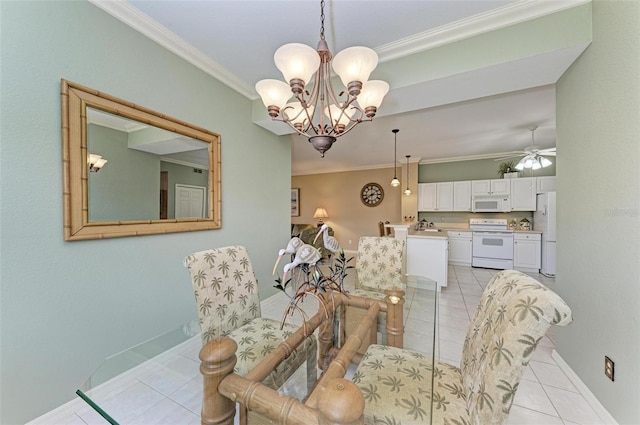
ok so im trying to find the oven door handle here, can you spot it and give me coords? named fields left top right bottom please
left=473, top=232, right=513, bottom=236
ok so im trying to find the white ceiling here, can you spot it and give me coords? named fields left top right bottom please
left=91, top=0, right=590, bottom=175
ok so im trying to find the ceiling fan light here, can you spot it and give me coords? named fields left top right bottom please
left=515, top=160, right=525, bottom=171
left=540, top=156, right=552, bottom=167
left=332, top=46, right=378, bottom=93
left=274, top=43, right=320, bottom=87
left=531, top=158, right=542, bottom=170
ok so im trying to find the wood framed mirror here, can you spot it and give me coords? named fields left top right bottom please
left=61, top=79, right=221, bottom=240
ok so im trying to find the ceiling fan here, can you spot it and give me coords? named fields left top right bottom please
left=495, top=126, right=555, bottom=170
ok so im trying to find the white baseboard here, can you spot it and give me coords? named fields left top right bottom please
left=552, top=349, right=619, bottom=425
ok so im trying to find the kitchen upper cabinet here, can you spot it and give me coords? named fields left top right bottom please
left=514, top=233, right=541, bottom=272
left=471, top=179, right=510, bottom=196
left=448, top=231, right=472, bottom=266
left=537, top=176, right=557, bottom=193
left=511, top=177, right=537, bottom=211
left=453, top=181, right=472, bottom=211
left=418, top=182, right=453, bottom=211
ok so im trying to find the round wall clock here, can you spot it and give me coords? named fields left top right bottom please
left=360, top=182, right=384, bottom=207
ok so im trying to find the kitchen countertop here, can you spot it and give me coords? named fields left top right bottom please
left=408, top=227, right=543, bottom=238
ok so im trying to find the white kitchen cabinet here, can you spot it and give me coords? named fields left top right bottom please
left=453, top=181, right=472, bottom=211
left=537, top=176, right=557, bottom=193
left=448, top=231, right=472, bottom=266
left=471, top=179, right=511, bottom=196
left=511, top=177, right=537, bottom=211
left=513, top=233, right=541, bottom=272
left=406, top=236, right=448, bottom=287
left=418, top=182, right=453, bottom=211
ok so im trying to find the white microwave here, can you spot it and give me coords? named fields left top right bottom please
left=472, top=195, right=511, bottom=213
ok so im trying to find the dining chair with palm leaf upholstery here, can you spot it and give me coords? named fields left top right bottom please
left=352, top=269, right=573, bottom=425
left=184, top=245, right=318, bottom=394
left=346, top=236, right=405, bottom=352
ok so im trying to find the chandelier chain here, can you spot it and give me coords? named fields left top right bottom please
left=320, top=0, right=326, bottom=40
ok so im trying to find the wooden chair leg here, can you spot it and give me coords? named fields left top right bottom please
left=200, top=337, right=237, bottom=425
left=385, top=288, right=405, bottom=348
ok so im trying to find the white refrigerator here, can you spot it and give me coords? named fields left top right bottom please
left=534, top=192, right=556, bottom=277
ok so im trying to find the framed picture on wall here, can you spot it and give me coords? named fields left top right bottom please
left=291, top=188, right=300, bottom=216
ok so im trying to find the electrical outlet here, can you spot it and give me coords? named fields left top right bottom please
left=605, top=356, right=615, bottom=381
left=348, top=240, right=352, bottom=246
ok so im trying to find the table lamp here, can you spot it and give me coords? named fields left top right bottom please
left=313, top=207, right=329, bottom=227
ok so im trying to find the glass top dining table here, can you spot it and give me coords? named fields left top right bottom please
left=76, top=274, right=439, bottom=424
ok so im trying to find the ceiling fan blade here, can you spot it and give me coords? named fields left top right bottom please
left=539, top=151, right=556, bottom=157
left=537, top=147, right=556, bottom=153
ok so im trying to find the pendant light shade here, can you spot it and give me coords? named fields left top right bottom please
left=390, top=129, right=400, bottom=187
left=404, top=155, right=412, bottom=195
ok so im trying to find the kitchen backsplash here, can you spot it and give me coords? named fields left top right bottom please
left=417, top=211, right=534, bottom=228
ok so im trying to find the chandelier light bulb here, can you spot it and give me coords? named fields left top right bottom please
left=331, top=46, right=378, bottom=95
left=274, top=43, right=320, bottom=88
left=255, top=79, right=291, bottom=113
left=284, top=102, right=315, bottom=127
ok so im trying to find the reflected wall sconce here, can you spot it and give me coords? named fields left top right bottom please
left=404, top=155, right=412, bottom=195
left=390, top=129, right=400, bottom=187
left=313, top=207, right=329, bottom=227
left=88, top=153, right=108, bottom=172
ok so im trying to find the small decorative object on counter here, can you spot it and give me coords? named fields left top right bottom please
left=519, top=218, right=531, bottom=230
left=509, top=219, right=517, bottom=230
left=403, top=215, right=415, bottom=222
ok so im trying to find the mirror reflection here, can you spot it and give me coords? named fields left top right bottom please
left=87, top=108, right=210, bottom=222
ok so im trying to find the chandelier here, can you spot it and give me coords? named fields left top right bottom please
left=255, top=0, right=389, bottom=157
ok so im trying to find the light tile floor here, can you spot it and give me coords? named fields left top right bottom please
left=30, top=265, right=611, bottom=425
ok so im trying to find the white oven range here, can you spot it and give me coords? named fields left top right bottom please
left=470, top=218, right=514, bottom=270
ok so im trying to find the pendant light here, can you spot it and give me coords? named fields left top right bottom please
left=390, top=129, right=400, bottom=187
left=404, top=155, right=412, bottom=195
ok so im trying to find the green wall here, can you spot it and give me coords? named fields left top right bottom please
left=556, top=1, right=640, bottom=423
left=418, top=157, right=556, bottom=183
left=88, top=124, right=161, bottom=221
left=0, top=1, right=291, bottom=423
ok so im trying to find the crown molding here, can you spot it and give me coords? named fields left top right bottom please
left=419, top=151, right=525, bottom=164
left=376, top=0, right=591, bottom=62
left=87, top=0, right=254, bottom=98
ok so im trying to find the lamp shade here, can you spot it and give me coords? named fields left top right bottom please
left=332, top=46, right=378, bottom=87
left=357, top=80, right=389, bottom=109
left=274, top=43, right=320, bottom=85
left=313, top=207, right=329, bottom=219
left=255, top=79, right=292, bottom=109
left=540, top=156, right=552, bottom=167
left=284, top=102, right=315, bottom=126
left=325, top=104, right=355, bottom=127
